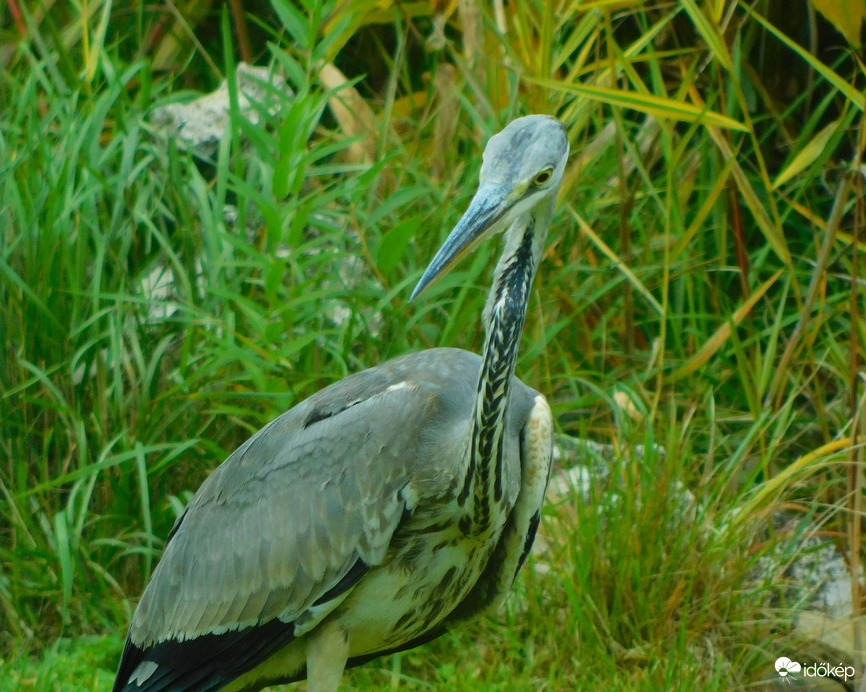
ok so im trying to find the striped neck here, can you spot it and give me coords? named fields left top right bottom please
left=458, top=203, right=550, bottom=536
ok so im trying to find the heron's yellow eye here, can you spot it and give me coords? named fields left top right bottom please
left=534, top=169, right=553, bottom=185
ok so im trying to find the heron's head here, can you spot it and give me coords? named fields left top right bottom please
left=412, top=115, right=568, bottom=299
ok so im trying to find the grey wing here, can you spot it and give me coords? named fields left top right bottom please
left=115, top=351, right=479, bottom=692
left=131, top=365, right=444, bottom=649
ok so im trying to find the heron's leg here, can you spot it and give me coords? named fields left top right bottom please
left=306, top=619, right=350, bottom=692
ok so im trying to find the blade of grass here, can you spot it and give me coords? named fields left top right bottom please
left=671, top=270, right=783, bottom=380
left=529, top=78, right=750, bottom=132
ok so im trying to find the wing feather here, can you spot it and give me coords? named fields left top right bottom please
left=127, top=353, right=461, bottom=650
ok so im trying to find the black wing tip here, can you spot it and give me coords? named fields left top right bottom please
left=113, top=637, right=143, bottom=692
left=113, top=618, right=297, bottom=692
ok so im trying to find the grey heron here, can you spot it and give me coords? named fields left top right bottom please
left=113, top=114, right=569, bottom=692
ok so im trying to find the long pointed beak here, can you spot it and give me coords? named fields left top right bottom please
left=411, top=183, right=511, bottom=300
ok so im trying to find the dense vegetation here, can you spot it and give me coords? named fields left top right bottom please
left=1, top=0, right=864, bottom=689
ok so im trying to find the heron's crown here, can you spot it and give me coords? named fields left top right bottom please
left=480, top=115, right=569, bottom=192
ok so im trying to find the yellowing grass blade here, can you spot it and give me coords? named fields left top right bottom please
left=570, top=209, right=664, bottom=316
left=671, top=270, right=783, bottom=380
left=530, top=78, right=749, bottom=132
left=681, top=0, right=732, bottom=71
left=707, top=129, right=792, bottom=265
left=731, top=438, right=852, bottom=528
left=810, top=0, right=866, bottom=48
left=772, top=118, right=841, bottom=190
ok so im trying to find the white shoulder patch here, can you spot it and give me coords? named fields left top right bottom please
left=384, top=381, right=416, bottom=394
left=524, top=395, right=553, bottom=489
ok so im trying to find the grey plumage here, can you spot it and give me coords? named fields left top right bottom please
left=114, top=115, right=569, bottom=692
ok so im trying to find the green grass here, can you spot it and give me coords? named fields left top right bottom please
left=2, top=0, right=864, bottom=689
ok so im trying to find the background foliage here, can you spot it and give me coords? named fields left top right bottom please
left=1, top=0, right=865, bottom=689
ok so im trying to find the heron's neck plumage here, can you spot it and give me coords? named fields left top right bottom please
left=458, top=200, right=552, bottom=536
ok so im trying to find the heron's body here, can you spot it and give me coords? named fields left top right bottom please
left=115, top=115, right=569, bottom=692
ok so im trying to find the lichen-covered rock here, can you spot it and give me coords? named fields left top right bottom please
left=152, top=63, right=292, bottom=156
